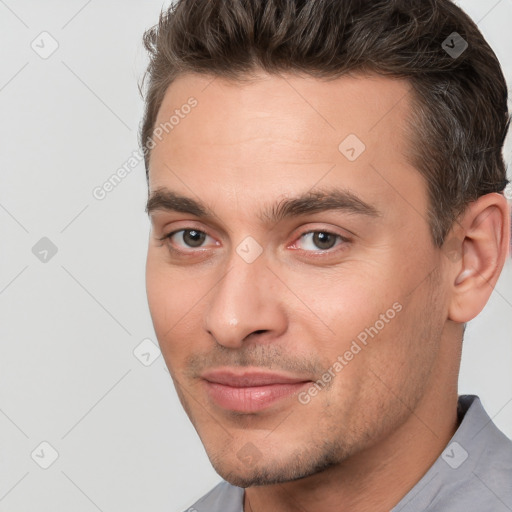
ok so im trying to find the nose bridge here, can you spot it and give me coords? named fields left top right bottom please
left=203, top=246, right=286, bottom=348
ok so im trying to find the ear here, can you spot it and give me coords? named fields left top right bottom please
left=446, top=193, right=510, bottom=323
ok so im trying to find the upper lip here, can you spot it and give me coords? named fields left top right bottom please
left=201, top=369, right=312, bottom=387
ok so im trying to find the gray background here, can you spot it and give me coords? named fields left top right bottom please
left=0, top=1, right=511, bottom=511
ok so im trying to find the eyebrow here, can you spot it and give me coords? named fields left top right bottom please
left=145, top=186, right=380, bottom=225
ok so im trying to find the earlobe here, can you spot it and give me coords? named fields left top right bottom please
left=447, top=193, right=510, bottom=323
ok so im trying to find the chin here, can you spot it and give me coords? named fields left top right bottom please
left=208, top=444, right=344, bottom=488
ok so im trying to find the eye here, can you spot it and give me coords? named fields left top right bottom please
left=157, top=227, right=349, bottom=257
left=293, top=231, right=348, bottom=252
left=159, top=229, right=216, bottom=251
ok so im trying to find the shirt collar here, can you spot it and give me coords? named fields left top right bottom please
left=391, top=394, right=501, bottom=511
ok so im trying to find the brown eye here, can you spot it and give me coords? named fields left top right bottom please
left=296, top=231, right=344, bottom=252
left=161, top=229, right=212, bottom=251
left=311, top=232, right=338, bottom=250
left=180, top=229, right=207, bottom=248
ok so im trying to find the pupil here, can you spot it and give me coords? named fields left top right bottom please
left=184, top=230, right=205, bottom=247
left=313, top=232, right=335, bottom=250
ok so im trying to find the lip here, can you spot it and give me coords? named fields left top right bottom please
left=201, top=368, right=312, bottom=413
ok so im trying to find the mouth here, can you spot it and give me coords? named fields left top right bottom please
left=200, top=368, right=312, bottom=413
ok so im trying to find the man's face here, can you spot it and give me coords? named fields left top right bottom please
left=145, top=71, right=451, bottom=486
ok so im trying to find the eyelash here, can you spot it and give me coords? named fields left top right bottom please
left=157, top=228, right=350, bottom=257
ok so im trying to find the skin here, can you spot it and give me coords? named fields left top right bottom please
left=145, top=71, right=510, bottom=512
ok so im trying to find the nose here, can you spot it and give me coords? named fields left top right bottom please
left=203, top=249, right=288, bottom=349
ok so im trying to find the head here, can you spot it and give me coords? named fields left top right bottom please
left=140, top=0, right=510, bottom=487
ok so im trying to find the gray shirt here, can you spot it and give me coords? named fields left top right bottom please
left=184, top=395, right=512, bottom=511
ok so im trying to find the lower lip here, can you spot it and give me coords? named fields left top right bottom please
left=204, top=381, right=311, bottom=413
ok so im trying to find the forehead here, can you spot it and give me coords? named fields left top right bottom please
left=148, top=71, right=425, bottom=222
left=151, top=70, right=412, bottom=156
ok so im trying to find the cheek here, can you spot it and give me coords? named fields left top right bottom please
left=295, top=268, right=417, bottom=390
left=146, top=263, right=172, bottom=333
left=295, top=269, right=400, bottom=345
left=146, top=253, right=190, bottom=342
left=146, top=253, right=214, bottom=365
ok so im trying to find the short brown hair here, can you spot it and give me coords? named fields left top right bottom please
left=139, top=0, right=510, bottom=246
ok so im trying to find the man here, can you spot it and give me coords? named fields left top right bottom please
left=139, top=0, right=512, bottom=510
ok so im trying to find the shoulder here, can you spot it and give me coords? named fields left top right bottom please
left=393, top=395, right=512, bottom=511
left=183, top=480, right=244, bottom=512
left=446, top=398, right=512, bottom=508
